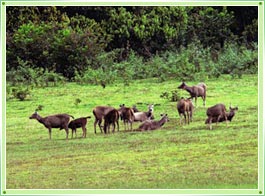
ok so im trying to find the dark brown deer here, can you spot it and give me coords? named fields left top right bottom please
left=205, top=105, right=238, bottom=127
left=177, top=98, right=194, bottom=125
left=103, top=109, right=120, bottom=134
left=178, top=82, right=207, bottom=107
left=93, top=106, right=115, bottom=134
left=118, top=104, right=135, bottom=131
left=29, top=112, right=74, bottom=140
left=68, top=116, right=91, bottom=138
left=205, top=103, right=231, bottom=130
left=137, top=114, right=169, bottom=131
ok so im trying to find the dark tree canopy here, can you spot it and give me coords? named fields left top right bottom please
left=6, top=6, right=258, bottom=80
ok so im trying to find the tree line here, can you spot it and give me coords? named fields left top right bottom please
left=6, top=6, right=258, bottom=86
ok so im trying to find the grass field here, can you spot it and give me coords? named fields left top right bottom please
left=5, top=74, right=258, bottom=189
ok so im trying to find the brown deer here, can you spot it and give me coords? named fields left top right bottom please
left=92, top=106, right=115, bottom=134
left=29, top=112, right=74, bottom=140
left=206, top=104, right=238, bottom=130
left=178, top=82, right=207, bottom=107
left=177, top=98, right=194, bottom=125
left=68, top=116, right=91, bottom=138
left=137, top=114, right=169, bottom=131
left=118, top=104, right=135, bottom=131
left=103, top=109, right=120, bottom=134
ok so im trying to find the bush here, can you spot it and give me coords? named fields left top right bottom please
left=6, top=57, right=45, bottom=87
left=217, top=42, right=258, bottom=78
left=160, top=90, right=181, bottom=102
left=6, top=58, right=66, bottom=88
left=11, top=87, right=31, bottom=101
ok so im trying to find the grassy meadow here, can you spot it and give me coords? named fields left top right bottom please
left=5, top=74, right=258, bottom=189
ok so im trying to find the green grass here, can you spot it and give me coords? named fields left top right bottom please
left=5, top=74, right=258, bottom=189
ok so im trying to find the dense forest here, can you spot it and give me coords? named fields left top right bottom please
left=6, top=6, right=258, bottom=90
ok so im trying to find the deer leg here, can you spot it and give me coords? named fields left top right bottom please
left=98, top=119, right=103, bottom=133
left=209, top=117, right=213, bottom=130
left=123, top=120, right=126, bottom=131
left=106, top=124, right=110, bottom=133
left=117, top=121, right=120, bottom=132
left=81, top=126, right=85, bottom=138
left=83, top=126, right=87, bottom=138
left=216, top=115, right=222, bottom=127
left=179, top=114, right=182, bottom=126
left=48, top=128, right=52, bottom=140
left=75, top=129, right=76, bottom=138
left=183, top=113, right=187, bottom=124
left=203, top=96, right=206, bottom=107
left=113, top=123, right=115, bottom=133
left=71, top=129, right=74, bottom=139
left=65, top=127, right=69, bottom=140
left=187, top=111, right=190, bottom=124
left=94, top=119, right=98, bottom=134
left=130, top=120, right=133, bottom=131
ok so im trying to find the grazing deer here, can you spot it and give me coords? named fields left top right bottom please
left=205, top=104, right=238, bottom=130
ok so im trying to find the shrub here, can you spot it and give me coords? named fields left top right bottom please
left=217, top=42, right=258, bottom=78
left=74, top=98, right=82, bottom=107
left=11, top=87, right=31, bottom=101
left=42, top=70, right=66, bottom=87
left=6, top=62, right=66, bottom=88
left=160, top=90, right=181, bottom=102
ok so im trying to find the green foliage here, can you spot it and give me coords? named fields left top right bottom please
left=9, top=87, right=31, bottom=101
left=186, top=7, right=234, bottom=48
left=6, top=6, right=258, bottom=83
left=217, top=42, right=258, bottom=78
left=6, top=57, right=42, bottom=86
left=7, top=15, right=108, bottom=79
left=6, top=58, right=66, bottom=88
left=74, top=98, right=82, bottom=107
left=36, top=105, right=44, bottom=112
left=160, top=90, right=181, bottom=102
left=42, top=70, right=66, bottom=87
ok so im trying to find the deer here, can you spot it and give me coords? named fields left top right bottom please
left=29, top=112, right=74, bottom=140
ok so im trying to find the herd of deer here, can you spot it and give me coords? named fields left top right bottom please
left=29, top=82, right=238, bottom=140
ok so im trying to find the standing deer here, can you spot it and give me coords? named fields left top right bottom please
left=29, top=112, right=74, bottom=140
left=118, top=104, right=135, bottom=131
left=177, top=98, right=194, bottom=125
left=103, top=109, right=120, bottom=134
left=178, top=82, right=207, bottom=107
left=92, top=106, right=115, bottom=134
left=68, top=116, right=91, bottom=138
